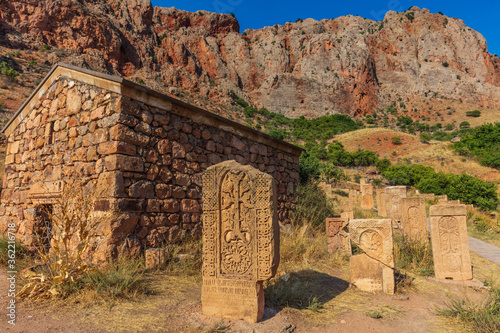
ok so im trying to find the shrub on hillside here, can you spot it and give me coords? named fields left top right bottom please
left=299, top=151, right=320, bottom=183
left=383, top=164, right=499, bottom=211
left=465, top=110, right=481, bottom=117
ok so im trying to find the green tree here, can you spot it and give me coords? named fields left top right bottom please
left=419, top=132, right=432, bottom=143
left=299, top=151, right=320, bottom=183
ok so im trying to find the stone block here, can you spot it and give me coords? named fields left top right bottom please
left=401, top=197, right=428, bottom=241
left=429, top=204, right=472, bottom=281
left=104, top=154, right=144, bottom=172
left=145, top=248, right=166, bottom=269
left=376, top=189, right=387, bottom=217
left=340, top=200, right=354, bottom=220
left=201, top=160, right=279, bottom=323
left=360, top=184, right=374, bottom=210
left=349, top=219, right=394, bottom=294
left=129, top=180, right=155, bottom=198
left=326, top=218, right=351, bottom=255
left=385, top=186, right=407, bottom=223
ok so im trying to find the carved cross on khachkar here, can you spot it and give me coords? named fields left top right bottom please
left=429, top=204, right=472, bottom=280
left=401, top=197, right=429, bottom=242
left=201, top=160, right=280, bottom=323
left=326, top=218, right=351, bottom=255
left=349, top=219, right=395, bottom=294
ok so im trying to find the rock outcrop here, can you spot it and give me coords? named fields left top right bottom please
left=0, top=1, right=499, bottom=117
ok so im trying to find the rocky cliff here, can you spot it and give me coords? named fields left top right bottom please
left=0, top=0, right=499, bottom=118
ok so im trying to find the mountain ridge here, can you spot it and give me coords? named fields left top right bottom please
left=0, top=0, right=499, bottom=120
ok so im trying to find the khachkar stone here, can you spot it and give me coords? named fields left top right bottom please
left=349, top=219, right=395, bottom=294
left=401, top=197, right=428, bottom=241
left=348, top=189, right=356, bottom=202
left=385, top=186, right=407, bottom=223
left=326, top=218, right=351, bottom=255
left=340, top=200, right=354, bottom=220
left=376, top=189, right=387, bottom=217
left=360, top=184, right=374, bottom=210
left=201, top=160, right=280, bottom=323
left=429, top=204, right=472, bottom=281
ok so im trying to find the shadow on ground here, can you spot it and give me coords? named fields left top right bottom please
left=264, top=269, right=349, bottom=312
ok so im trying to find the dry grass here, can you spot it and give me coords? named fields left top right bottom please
left=466, top=207, right=500, bottom=248
left=18, top=180, right=115, bottom=299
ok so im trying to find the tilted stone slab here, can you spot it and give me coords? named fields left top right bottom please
left=202, top=160, right=279, bottom=323
left=349, top=219, right=394, bottom=294
left=326, top=217, right=351, bottom=255
left=401, top=197, right=428, bottom=241
left=429, top=204, right=472, bottom=281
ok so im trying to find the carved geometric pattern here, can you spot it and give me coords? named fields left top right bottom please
left=438, top=216, right=462, bottom=273
left=220, top=170, right=253, bottom=277
left=203, top=168, right=218, bottom=208
left=202, top=211, right=217, bottom=277
left=202, top=160, right=278, bottom=282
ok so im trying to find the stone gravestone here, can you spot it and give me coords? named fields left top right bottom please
left=201, top=160, right=280, bottom=323
left=437, top=195, right=448, bottom=204
left=385, top=186, right=407, bottom=223
left=349, top=219, right=395, bottom=294
left=429, top=204, right=472, bottom=281
left=401, top=197, right=428, bottom=241
left=326, top=217, right=351, bottom=255
left=360, top=184, right=374, bottom=210
left=376, top=189, right=387, bottom=217
left=340, top=200, right=354, bottom=220
left=145, top=248, right=166, bottom=269
left=348, top=189, right=356, bottom=202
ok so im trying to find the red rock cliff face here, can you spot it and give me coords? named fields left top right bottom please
left=0, top=1, right=499, bottom=117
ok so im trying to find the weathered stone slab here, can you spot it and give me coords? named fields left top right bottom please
left=401, top=197, right=428, bottom=241
left=429, top=204, right=472, bottom=281
left=348, top=189, right=359, bottom=203
left=385, top=186, right=407, bottom=223
left=360, top=184, right=374, bottom=210
left=437, top=195, right=448, bottom=204
left=145, top=248, right=166, bottom=269
left=28, top=181, right=64, bottom=204
left=349, top=219, right=394, bottom=294
left=201, top=160, right=279, bottom=323
left=376, top=189, right=387, bottom=217
left=340, top=200, right=354, bottom=220
left=326, top=218, right=351, bottom=255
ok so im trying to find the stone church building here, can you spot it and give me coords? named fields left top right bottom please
left=0, top=63, right=302, bottom=263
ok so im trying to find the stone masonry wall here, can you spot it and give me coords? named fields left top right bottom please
left=0, top=75, right=300, bottom=262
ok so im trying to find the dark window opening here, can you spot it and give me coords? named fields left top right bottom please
left=34, top=204, right=53, bottom=252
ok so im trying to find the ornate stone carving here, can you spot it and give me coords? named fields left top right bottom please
left=401, top=197, right=428, bottom=241
left=385, top=186, right=407, bottom=223
left=340, top=200, right=354, bottom=220
left=429, top=204, right=472, bottom=280
left=201, top=160, right=279, bottom=323
left=360, top=184, right=374, bottom=210
left=326, top=218, right=351, bottom=255
left=376, top=189, right=387, bottom=217
left=349, top=219, right=394, bottom=294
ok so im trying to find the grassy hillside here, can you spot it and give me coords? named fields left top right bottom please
left=334, top=128, right=500, bottom=196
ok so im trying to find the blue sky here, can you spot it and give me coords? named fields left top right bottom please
left=152, top=0, right=500, bottom=55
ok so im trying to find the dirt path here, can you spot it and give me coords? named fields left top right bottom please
left=0, top=264, right=484, bottom=333
left=469, top=236, right=500, bottom=265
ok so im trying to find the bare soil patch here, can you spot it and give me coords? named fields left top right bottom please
left=1, top=251, right=496, bottom=332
